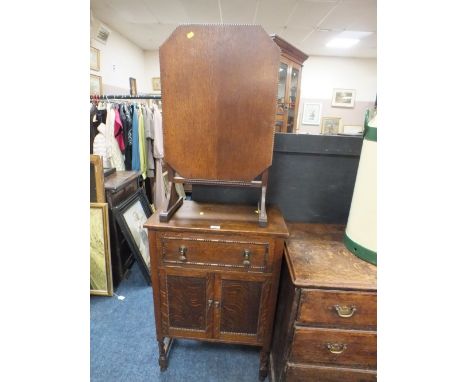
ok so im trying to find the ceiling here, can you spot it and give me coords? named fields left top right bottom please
left=90, top=0, right=376, bottom=58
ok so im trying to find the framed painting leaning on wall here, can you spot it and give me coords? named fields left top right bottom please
left=90, top=203, right=113, bottom=296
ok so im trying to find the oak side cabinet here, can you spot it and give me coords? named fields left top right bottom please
left=270, top=223, right=377, bottom=382
left=144, top=201, right=289, bottom=380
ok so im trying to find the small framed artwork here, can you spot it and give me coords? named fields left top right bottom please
left=331, top=88, right=356, bottom=108
left=301, top=103, right=322, bottom=125
left=90, top=74, right=102, bottom=95
left=152, top=77, right=161, bottom=91
left=113, top=189, right=152, bottom=285
left=90, top=154, right=105, bottom=203
left=90, top=46, right=100, bottom=71
left=129, top=77, right=137, bottom=96
left=342, top=125, right=364, bottom=135
left=90, top=203, right=113, bottom=296
left=321, top=116, right=342, bottom=135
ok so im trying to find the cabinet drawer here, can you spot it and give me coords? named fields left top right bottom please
left=160, top=235, right=269, bottom=271
left=290, top=327, right=376, bottom=369
left=298, top=289, right=376, bottom=330
left=285, top=363, right=377, bottom=382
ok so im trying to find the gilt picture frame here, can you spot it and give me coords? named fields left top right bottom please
left=113, top=188, right=152, bottom=285
left=90, top=74, right=102, bottom=96
left=90, top=46, right=100, bottom=71
left=321, top=116, right=342, bottom=135
left=331, top=88, right=356, bottom=108
left=90, top=203, right=113, bottom=296
left=152, top=77, right=161, bottom=91
left=129, top=77, right=137, bottom=96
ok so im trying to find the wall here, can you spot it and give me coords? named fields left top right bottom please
left=90, top=17, right=148, bottom=94
left=297, top=56, right=376, bottom=134
left=143, top=50, right=160, bottom=94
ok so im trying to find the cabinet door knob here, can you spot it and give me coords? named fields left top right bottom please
left=208, top=299, right=213, bottom=308
left=327, top=343, right=347, bottom=354
left=243, top=249, right=251, bottom=267
left=334, top=304, right=357, bottom=318
left=214, top=301, right=220, bottom=308
left=178, top=245, right=187, bottom=262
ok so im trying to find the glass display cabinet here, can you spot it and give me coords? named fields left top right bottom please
left=271, top=35, right=309, bottom=133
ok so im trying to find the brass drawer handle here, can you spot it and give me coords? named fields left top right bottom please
left=208, top=299, right=213, bottom=308
left=243, top=249, right=251, bottom=267
left=334, top=304, right=357, bottom=318
left=214, top=301, right=220, bottom=308
left=327, top=343, right=347, bottom=354
left=178, top=245, right=187, bottom=262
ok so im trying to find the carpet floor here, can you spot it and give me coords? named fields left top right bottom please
left=91, top=263, right=270, bottom=382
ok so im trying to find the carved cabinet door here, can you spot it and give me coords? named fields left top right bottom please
left=159, top=268, right=214, bottom=339
left=213, top=273, right=270, bottom=345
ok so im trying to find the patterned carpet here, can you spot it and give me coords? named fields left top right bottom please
left=91, top=263, right=268, bottom=381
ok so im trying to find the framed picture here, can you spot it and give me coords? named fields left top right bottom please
left=301, top=103, right=321, bottom=125
left=90, top=203, right=113, bottom=296
left=113, top=189, right=152, bottom=285
left=90, top=46, right=100, bottom=71
left=152, top=77, right=161, bottom=91
left=129, top=77, right=137, bottom=96
left=321, top=116, right=342, bottom=135
left=90, top=74, right=102, bottom=96
left=90, top=154, right=105, bottom=203
left=331, top=88, right=356, bottom=108
left=342, top=125, right=364, bottom=135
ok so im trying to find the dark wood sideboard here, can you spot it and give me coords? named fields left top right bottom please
left=144, top=201, right=289, bottom=380
left=270, top=223, right=377, bottom=382
left=104, top=171, right=141, bottom=287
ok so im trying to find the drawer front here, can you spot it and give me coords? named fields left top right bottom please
left=160, top=235, right=269, bottom=271
left=298, top=289, right=376, bottom=330
left=107, top=181, right=139, bottom=207
left=290, top=327, right=376, bottom=369
left=285, top=363, right=377, bottom=382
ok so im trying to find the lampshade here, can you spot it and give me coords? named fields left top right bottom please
left=344, top=109, right=377, bottom=265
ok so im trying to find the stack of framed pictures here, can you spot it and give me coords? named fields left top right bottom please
left=113, top=189, right=153, bottom=285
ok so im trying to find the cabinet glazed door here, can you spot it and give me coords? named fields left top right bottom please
left=214, top=273, right=270, bottom=345
left=159, top=268, right=214, bottom=339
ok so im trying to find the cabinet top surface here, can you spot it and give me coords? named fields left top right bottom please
left=286, top=223, right=376, bottom=291
left=104, top=171, right=140, bottom=192
left=144, top=201, right=289, bottom=238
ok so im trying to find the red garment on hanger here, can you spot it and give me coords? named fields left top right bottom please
left=113, top=105, right=125, bottom=152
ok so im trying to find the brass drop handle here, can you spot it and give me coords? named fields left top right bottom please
left=214, top=301, right=220, bottom=308
left=179, top=245, right=187, bottom=262
left=327, top=343, right=347, bottom=354
left=334, top=304, right=357, bottom=318
left=243, top=249, right=251, bottom=267
left=208, top=299, right=213, bottom=308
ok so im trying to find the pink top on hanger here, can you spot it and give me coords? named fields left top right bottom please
left=113, top=105, right=125, bottom=152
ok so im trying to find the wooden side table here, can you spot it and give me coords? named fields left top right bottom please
left=270, top=223, right=377, bottom=381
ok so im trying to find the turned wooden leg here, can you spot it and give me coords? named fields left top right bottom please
left=158, top=339, right=168, bottom=371
left=259, top=350, right=269, bottom=381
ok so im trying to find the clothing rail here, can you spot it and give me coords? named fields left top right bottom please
left=90, top=94, right=162, bottom=100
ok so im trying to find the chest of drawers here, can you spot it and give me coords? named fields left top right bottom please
left=144, top=201, right=289, bottom=380
left=270, top=224, right=377, bottom=382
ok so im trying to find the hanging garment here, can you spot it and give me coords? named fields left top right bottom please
left=152, top=107, right=168, bottom=210
left=120, top=103, right=133, bottom=170
left=93, top=123, right=111, bottom=168
left=144, top=106, right=155, bottom=178
left=113, top=104, right=125, bottom=153
left=105, top=104, right=125, bottom=171
left=91, top=105, right=106, bottom=154
left=138, top=107, right=147, bottom=179
left=131, top=104, right=140, bottom=171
